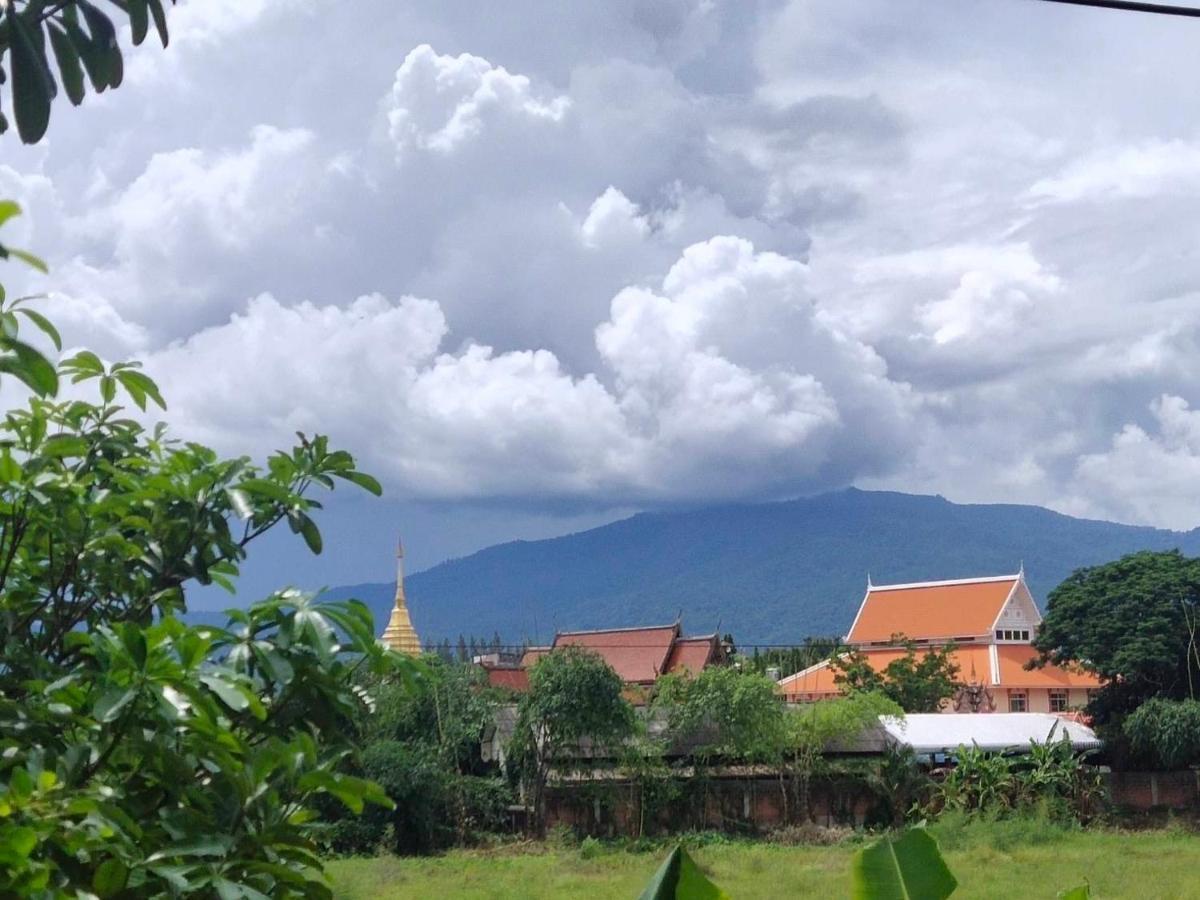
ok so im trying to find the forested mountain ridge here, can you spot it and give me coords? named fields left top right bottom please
left=320, top=489, right=1200, bottom=646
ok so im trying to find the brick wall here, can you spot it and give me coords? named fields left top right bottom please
left=1106, top=771, right=1200, bottom=810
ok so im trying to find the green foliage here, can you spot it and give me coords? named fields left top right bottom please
left=832, top=636, right=960, bottom=712
left=782, top=692, right=901, bottom=823
left=1035, top=550, right=1200, bottom=720
left=866, top=746, right=932, bottom=829
left=322, top=659, right=512, bottom=854
left=1, top=0, right=175, bottom=143
left=656, top=667, right=785, bottom=764
left=0, top=235, right=402, bottom=895
left=934, top=740, right=1101, bottom=821
left=637, top=845, right=729, bottom=900
left=512, top=646, right=636, bottom=834
left=1123, top=697, right=1200, bottom=770
left=850, top=828, right=957, bottom=900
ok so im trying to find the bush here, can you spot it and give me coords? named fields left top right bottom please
left=1124, top=698, right=1200, bottom=770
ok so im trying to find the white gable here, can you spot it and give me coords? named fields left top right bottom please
left=990, top=575, right=1042, bottom=639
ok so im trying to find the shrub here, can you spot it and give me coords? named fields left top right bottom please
left=1124, top=698, right=1200, bottom=770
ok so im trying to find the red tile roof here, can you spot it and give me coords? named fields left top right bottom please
left=848, top=576, right=1019, bottom=643
left=481, top=665, right=530, bottom=693
left=554, top=625, right=680, bottom=684
left=664, top=636, right=720, bottom=675
left=519, top=646, right=550, bottom=669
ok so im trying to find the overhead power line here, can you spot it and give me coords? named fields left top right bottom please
left=1036, top=0, right=1200, bottom=16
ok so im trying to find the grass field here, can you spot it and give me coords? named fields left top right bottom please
left=329, top=817, right=1200, bottom=899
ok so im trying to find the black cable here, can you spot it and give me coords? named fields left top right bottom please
left=1036, top=0, right=1200, bottom=17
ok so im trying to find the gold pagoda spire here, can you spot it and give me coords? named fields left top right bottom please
left=381, top=537, right=422, bottom=655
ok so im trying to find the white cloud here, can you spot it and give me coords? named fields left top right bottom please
left=1069, top=396, right=1200, bottom=530
left=7, top=0, right=1200, bottom=538
left=143, top=237, right=911, bottom=503
left=1029, top=140, right=1200, bottom=204
left=385, top=44, right=570, bottom=158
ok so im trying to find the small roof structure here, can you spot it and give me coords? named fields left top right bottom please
left=878, top=713, right=1102, bottom=755
left=847, top=574, right=1023, bottom=644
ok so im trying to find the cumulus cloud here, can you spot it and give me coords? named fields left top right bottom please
left=140, top=236, right=911, bottom=503
left=384, top=45, right=570, bottom=158
left=5, top=0, right=1200, bottom=545
left=1069, top=396, right=1200, bottom=530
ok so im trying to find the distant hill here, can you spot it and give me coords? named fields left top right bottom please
left=321, top=489, right=1200, bottom=646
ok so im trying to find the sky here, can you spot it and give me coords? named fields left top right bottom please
left=3, top=0, right=1200, bottom=602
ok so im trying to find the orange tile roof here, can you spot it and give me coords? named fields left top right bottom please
left=778, top=643, right=1101, bottom=699
left=665, top=636, right=719, bottom=675
left=848, top=577, right=1018, bottom=643
left=996, top=644, right=1102, bottom=689
left=554, top=625, right=680, bottom=684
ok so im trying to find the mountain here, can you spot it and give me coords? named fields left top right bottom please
left=321, top=489, right=1200, bottom=647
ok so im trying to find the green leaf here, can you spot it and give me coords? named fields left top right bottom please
left=93, top=859, right=129, bottom=898
left=146, top=836, right=232, bottom=862
left=214, top=878, right=272, bottom=900
left=0, top=201, right=21, bottom=228
left=1, top=825, right=37, bottom=859
left=115, top=368, right=165, bottom=409
left=6, top=8, right=57, bottom=144
left=0, top=340, right=59, bottom=396
left=0, top=449, right=21, bottom=482
left=333, top=470, right=383, bottom=496
left=62, top=349, right=105, bottom=376
left=16, top=307, right=62, bottom=350
left=200, top=674, right=266, bottom=719
left=6, top=247, right=48, bottom=273
left=77, top=0, right=123, bottom=90
left=48, top=22, right=86, bottom=107
left=94, top=686, right=137, bottom=723
left=237, top=478, right=293, bottom=503
left=226, top=487, right=253, bottom=520
left=41, top=434, right=89, bottom=457
left=128, top=0, right=150, bottom=46
left=148, top=0, right=170, bottom=47
left=296, top=510, right=322, bottom=554
left=638, top=845, right=729, bottom=900
left=1058, top=886, right=1090, bottom=900
left=850, top=828, right=958, bottom=900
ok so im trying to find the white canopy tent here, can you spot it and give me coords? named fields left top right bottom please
left=877, top=713, right=1102, bottom=755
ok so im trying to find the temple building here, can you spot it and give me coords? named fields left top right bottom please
left=380, top=539, right=422, bottom=655
left=778, top=570, right=1101, bottom=714
left=481, top=622, right=726, bottom=699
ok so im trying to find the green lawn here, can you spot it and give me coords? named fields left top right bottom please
left=329, top=822, right=1200, bottom=899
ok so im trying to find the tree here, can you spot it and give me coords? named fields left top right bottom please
left=324, top=659, right=510, bottom=854
left=655, top=666, right=785, bottom=765
left=1, top=0, right=175, bottom=144
left=0, top=214, right=403, bottom=895
left=510, top=646, right=635, bottom=835
left=831, top=636, right=960, bottom=713
left=783, top=692, right=901, bottom=823
left=1034, top=550, right=1200, bottom=720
